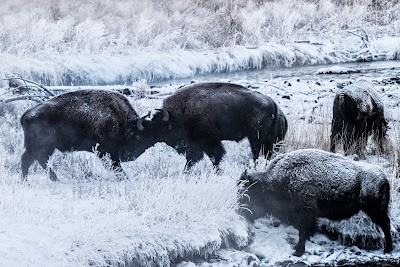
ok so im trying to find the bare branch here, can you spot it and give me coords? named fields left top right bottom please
left=1, top=95, right=45, bottom=103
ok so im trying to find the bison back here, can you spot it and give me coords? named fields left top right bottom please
left=162, top=82, right=277, bottom=140
left=21, top=90, right=139, bottom=150
left=259, top=149, right=387, bottom=204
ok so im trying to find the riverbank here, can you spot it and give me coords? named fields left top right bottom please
left=1, top=36, right=400, bottom=86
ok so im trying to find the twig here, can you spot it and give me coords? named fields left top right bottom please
left=1, top=95, right=45, bottom=103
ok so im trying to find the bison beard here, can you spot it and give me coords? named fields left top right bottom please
left=240, top=149, right=393, bottom=256
left=20, top=90, right=146, bottom=182
left=330, top=80, right=388, bottom=159
left=137, top=82, right=288, bottom=170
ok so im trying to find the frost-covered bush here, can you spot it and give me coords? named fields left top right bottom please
left=1, top=0, right=399, bottom=53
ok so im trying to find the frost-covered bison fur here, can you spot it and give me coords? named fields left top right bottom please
left=21, top=90, right=144, bottom=181
left=138, top=82, right=287, bottom=169
left=330, top=80, right=388, bottom=158
left=240, top=149, right=393, bottom=256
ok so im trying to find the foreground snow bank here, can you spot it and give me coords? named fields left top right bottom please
left=1, top=37, right=399, bottom=86
left=0, top=159, right=248, bottom=266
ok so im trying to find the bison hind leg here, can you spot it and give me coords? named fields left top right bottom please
left=21, top=150, right=35, bottom=182
left=362, top=181, right=393, bottom=253
left=21, top=148, right=59, bottom=182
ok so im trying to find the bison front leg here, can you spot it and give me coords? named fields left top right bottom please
left=293, top=215, right=317, bottom=257
left=249, top=138, right=272, bottom=163
left=373, top=122, right=388, bottom=154
left=203, top=142, right=226, bottom=170
left=330, top=118, right=343, bottom=153
left=102, top=152, right=128, bottom=180
left=363, top=189, right=393, bottom=254
left=184, top=144, right=204, bottom=170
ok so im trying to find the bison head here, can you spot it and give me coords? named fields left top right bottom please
left=339, top=90, right=373, bottom=121
left=125, top=109, right=172, bottom=159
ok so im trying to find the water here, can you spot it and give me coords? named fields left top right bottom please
left=150, top=60, right=400, bottom=86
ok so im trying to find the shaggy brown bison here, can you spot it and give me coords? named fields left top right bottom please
left=137, top=82, right=288, bottom=169
left=330, top=80, right=388, bottom=158
left=20, top=89, right=147, bottom=182
left=240, top=149, right=393, bottom=256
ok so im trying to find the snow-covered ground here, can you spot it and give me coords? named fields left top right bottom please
left=1, top=62, right=400, bottom=266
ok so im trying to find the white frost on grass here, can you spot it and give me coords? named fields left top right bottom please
left=0, top=160, right=249, bottom=266
left=1, top=36, right=400, bottom=86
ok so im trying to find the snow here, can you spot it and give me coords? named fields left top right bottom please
left=1, top=17, right=400, bottom=266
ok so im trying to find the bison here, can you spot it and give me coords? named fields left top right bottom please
left=137, top=82, right=288, bottom=169
left=330, top=80, right=388, bottom=159
left=20, top=89, right=147, bottom=182
left=240, top=149, right=393, bottom=256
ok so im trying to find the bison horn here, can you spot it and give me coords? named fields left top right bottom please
left=155, top=108, right=169, bottom=121
left=136, top=111, right=151, bottom=131
left=137, top=118, right=145, bottom=130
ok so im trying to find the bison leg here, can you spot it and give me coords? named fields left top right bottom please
left=97, top=151, right=128, bottom=180
left=35, top=149, right=59, bottom=182
left=21, top=150, right=35, bottom=182
left=203, top=142, right=226, bottom=169
left=21, top=149, right=58, bottom=182
left=330, top=118, right=343, bottom=153
left=365, top=211, right=393, bottom=253
left=112, top=160, right=128, bottom=180
left=373, top=122, right=388, bottom=154
left=249, top=139, right=273, bottom=162
left=184, top=144, right=204, bottom=170
left=293, top=216, right=317, bottom=257
left=363, top=188, right=393, bottom=253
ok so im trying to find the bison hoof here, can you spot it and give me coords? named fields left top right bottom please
left=293, top=244, right=305, bottom=257
left=293, top=250, right=305, bottom=257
